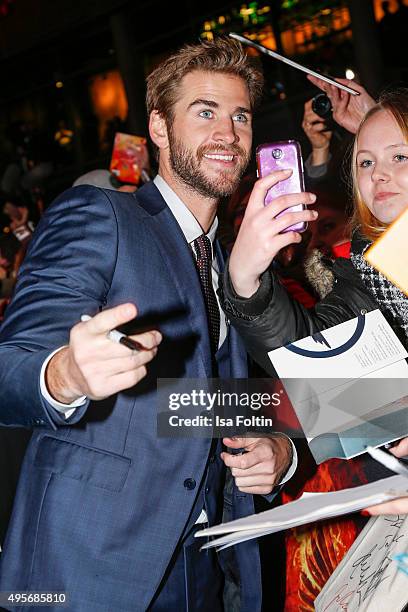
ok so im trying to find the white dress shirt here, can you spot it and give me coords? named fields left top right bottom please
left=154, top=175, right=227, bottom=347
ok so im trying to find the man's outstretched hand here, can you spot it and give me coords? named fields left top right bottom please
left=46, top=303, right=162, bottom=404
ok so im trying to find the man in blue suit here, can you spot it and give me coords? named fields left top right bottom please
left=0, top=38, right=301, bottom=611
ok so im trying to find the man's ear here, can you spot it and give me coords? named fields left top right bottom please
left=149, top=111, right=169, bottom=151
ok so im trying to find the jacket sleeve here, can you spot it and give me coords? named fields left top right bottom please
left=0, top=186, right=118, bottom=428
left=219, top=260, right=376, bottom=375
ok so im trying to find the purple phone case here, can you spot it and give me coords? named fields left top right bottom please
left=256, top=140, right=306, bottom=233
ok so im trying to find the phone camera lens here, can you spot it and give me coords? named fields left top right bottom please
left=272, top=148, right=283, bottom=160
left=311, top=93, right=333, bottom=119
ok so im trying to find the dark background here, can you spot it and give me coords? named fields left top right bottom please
left=0, top=0, right=406, bottom=210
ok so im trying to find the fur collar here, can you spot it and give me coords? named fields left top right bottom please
left=304, top=249, right=335, bottom=299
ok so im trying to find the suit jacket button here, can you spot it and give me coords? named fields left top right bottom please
left=184, top=478, right=196, bottom=490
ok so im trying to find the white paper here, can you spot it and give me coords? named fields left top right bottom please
left=269, top=310, right=408, bottom=380
left=195, top=475, right=408, bottom=550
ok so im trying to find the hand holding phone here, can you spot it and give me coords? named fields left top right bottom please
left=228, top=170, right=317, bottom=299
left=256, top=140, right=307, bottom=233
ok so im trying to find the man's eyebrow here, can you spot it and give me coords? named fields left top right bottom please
left=235, top=106, right=252, bottom=115
left=188, top=99, right=219, bottom=110
left=187, top=99, right=252, bottom=115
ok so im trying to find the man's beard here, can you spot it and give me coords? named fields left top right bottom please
left=168, top=129, right=250, bottom=199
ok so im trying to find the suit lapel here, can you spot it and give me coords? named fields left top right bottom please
left=134, top=183, right=212, bottom=377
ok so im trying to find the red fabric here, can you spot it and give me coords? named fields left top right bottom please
left=280, top=277, right=316, bottom=308
left=331, top=241, right=351, bottom=259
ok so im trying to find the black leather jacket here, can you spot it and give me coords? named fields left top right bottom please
left=219, top=257, right=379, bottom=375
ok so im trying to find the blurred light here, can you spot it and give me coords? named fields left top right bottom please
left=89, top=71, right=128, bottom=122
left=294, top=28, right=305, bottom=44
left=55, top=127, right=74, bottom=147
left=321, top=8, right=331, bottom=15
left=201, top=31, right=214, bottom=40
left=345, top=68, right=355, bottom=80
left=55, top=81, right=64, bottom=89
left=218, top=15, right=225, bottom=24
left=240, top=7, right=255, bottom=16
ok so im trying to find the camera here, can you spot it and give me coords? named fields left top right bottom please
left=272, top=148, right=283, bottom=159
left=311, top=93, right=333, bottom=119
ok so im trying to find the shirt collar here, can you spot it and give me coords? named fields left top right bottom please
left=154, top=174, right=218, bottom=247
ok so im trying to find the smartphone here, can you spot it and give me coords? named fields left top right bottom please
left=256, top=140, right=307, bottom=233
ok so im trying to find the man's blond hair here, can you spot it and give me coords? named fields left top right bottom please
left=146, top=36, right=264, bottom=127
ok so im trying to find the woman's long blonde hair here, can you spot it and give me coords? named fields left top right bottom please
left=351, top=89, right=408, bottom=241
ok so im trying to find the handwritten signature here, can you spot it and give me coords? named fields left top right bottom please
left=351, top=548, right=392, bottom=605
left=321, top=515, right=406, bottom=609
left=322, top=584, right=354, bottom=610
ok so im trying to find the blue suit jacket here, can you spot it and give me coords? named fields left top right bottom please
left=0, top=183, right=262, bottom=612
